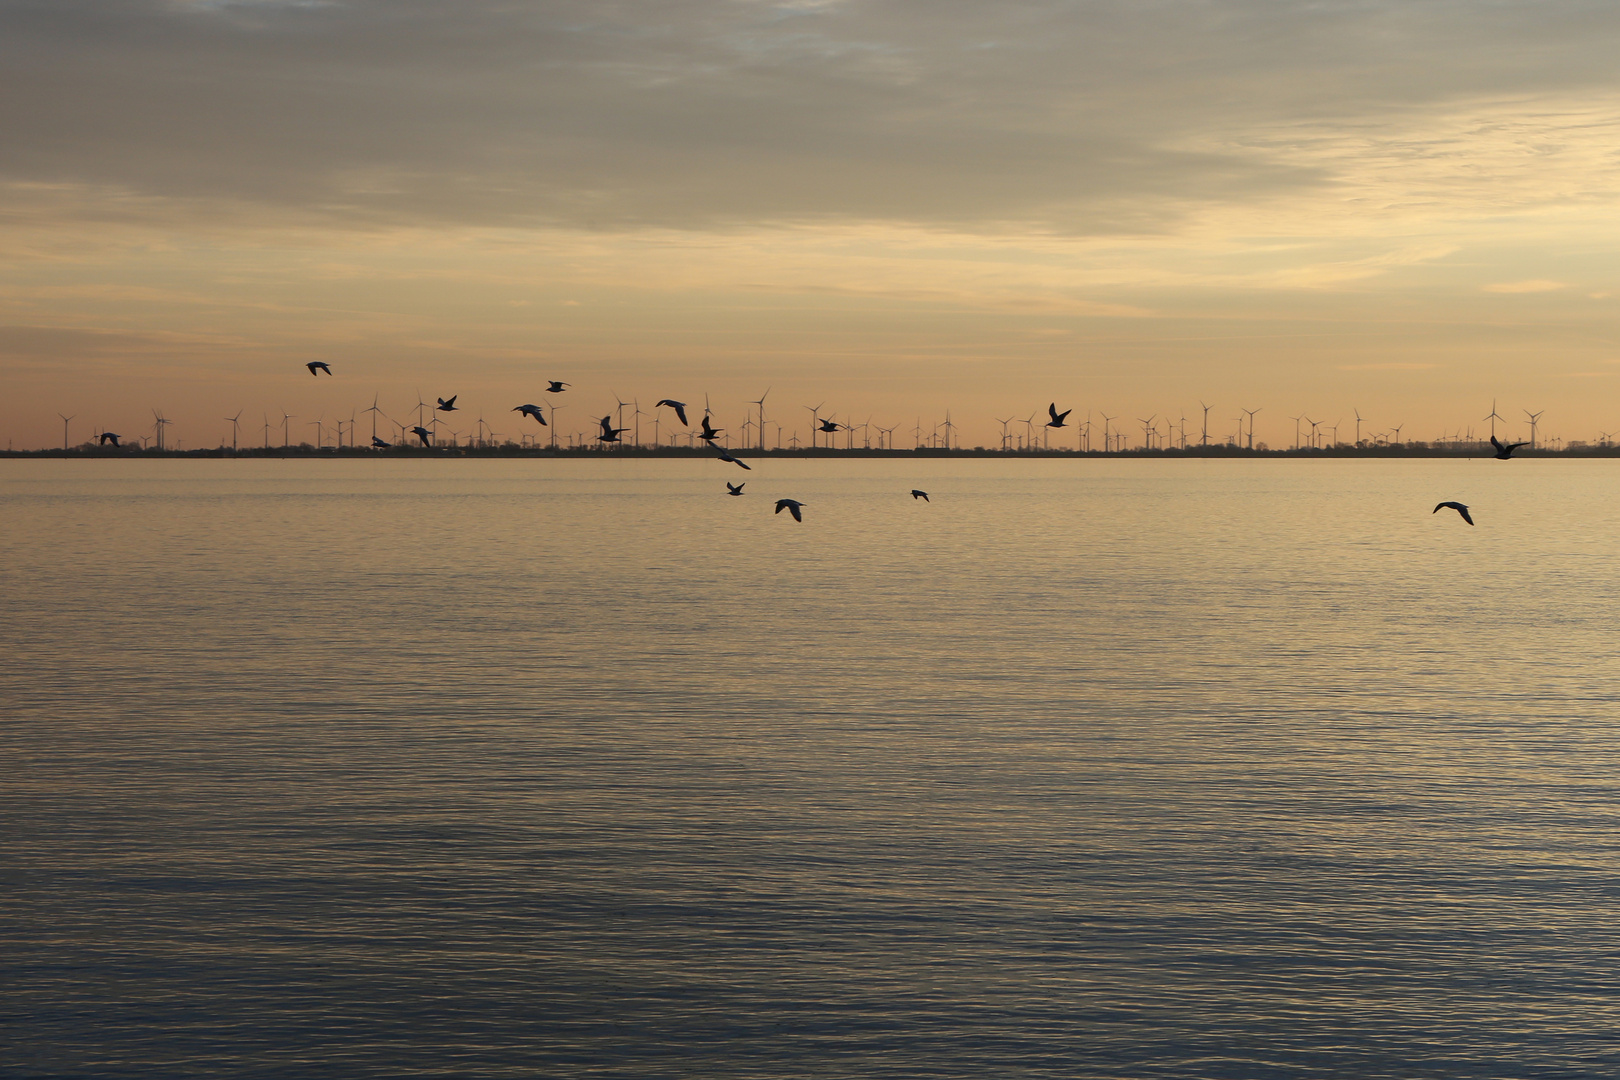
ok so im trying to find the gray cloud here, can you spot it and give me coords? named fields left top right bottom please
left=5, top=0, right=1620, bottom=232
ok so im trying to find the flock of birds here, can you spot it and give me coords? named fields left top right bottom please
left=308, top=363, right=935, bottom=523
left=91, top=363, right=1524, bottom=527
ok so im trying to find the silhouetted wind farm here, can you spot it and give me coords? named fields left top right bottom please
left=17, top=364, right=1620, bottom=460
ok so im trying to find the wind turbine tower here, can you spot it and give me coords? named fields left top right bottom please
left=58, top=413, right=74, bottom=451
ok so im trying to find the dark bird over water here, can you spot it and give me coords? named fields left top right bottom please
left=911, top=489, right=929, bottom=501
left=1491, top=435, right=1529, bottom=460
left=513, top=403, right=547, bottom=425
left=726, top=481, right=745, bottom=496
left=372, top=435, right=390, bottom=448
left=307, top=361, right=332, bottom=377
left=717, top=446, right=751, bottom=470
left=775, top=498, right=805, bottom=522
left=1434, top=501, right=1474, bottom=525
left=656, top=399, right=689, bottom=426
left=410, top=425, right=433, bottom=446
left=546, top=381, right=569, bottom=393
left=98, top=432, right=120, bottom=446
left=699, top=416, right=722, bottom=443
left=597, top=415, right=626, bottom=443
left=1047, top=403, right=1072, bottom=427
left=436, top=396, right=458, bottom=412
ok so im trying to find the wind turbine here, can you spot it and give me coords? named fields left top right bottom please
left=1099, top=412, right=1116, bottom=453
left=1242, top=408, right=1260, bottom=450
left=804, top=402, right=826, bottom=449
left=1483, top=400, right=1504, bottom=441
left=151, top=409, right=172, bottom=451
left=1524, top=408, right=1543, bottom=449
left=1200, top=401, right=1211, bottom=446
left=548, top=404, right=565, bottom=450
left=281, top=411, right=296, bottom=449
left=58, top=413, right=75, bottom=451
left=1353, top=408, right=1364, bottom=447
left=366, top=394, right=383, bottom=444
left=751, top=388, right=771, bottom=452
left=1138, top=415, right=1156, bottom=451
left=225, top=410, right=242, bottom=451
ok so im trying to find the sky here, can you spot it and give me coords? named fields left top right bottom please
left=7, top=0, right=1620, bottom=449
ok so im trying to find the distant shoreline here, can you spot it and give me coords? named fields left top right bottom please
left=7, top=444, right=1615, bottom=459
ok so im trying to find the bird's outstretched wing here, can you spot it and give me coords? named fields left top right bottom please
left=1433, top=501, right=1474, bottom=525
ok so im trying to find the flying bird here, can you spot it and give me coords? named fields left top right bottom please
left=307, top=361, right=332, bottom=377
left=699, top=416, right=722, bottom=443
left=818, top=419, right=841, bottom=434
left=513, top=403, right=547, bottom=425
left=410, top=425, right=433, bottom=446
left=371, top=436, right=390, bottom=448
left=546, top=381, right=569, bottom=393
left=597, top=415, right=626, bottom=443
left=1433, top=501, right=1474, bottom=526
left=1490, top=435, right=1528, bottom=460
left=911, top=489, right=929, bottom=501
left=436, top=396, right=458, bottom=412
left=775, top=498, right=805, bottom=522
left=656, top=399, right=689, bottom=426
left=716, top=446, right=751, bottom=470
left=98, top=432, right=121, bottom=446
left=726, top=482, right=746, bottom=496
left=1047, top=403, right=1072, bottom=428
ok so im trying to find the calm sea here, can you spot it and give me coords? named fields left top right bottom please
left=6, top=457, right=1620, bottom=1078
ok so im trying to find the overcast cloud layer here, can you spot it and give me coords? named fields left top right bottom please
left=8, top=0, right=1620, bottom=232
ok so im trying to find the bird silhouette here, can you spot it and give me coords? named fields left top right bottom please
left=98, top=432, right=121, bottom=446
left=372, top=435, right=390, bottom=448
left=716, top=446, right=751, bottom=470
left=436, top=396, right=458, bottom=412
left=410, top=425, right=433, bottom=446
left=699, top=416, right=722, bottom=443
left=656, top=399, right=689, bottom=426
left=818, top=419, right=841, bottom=434
left=775, top=498, right=805, bottom=522
left=726, top=481, right=746, bottom=496
left=1047, top=403, right=1071, bottom=427
left=1490, top=435, right=1528, bottom=460
left=597, top=415, right=626, bottom=443
left=513, top=403, right=547, bottom=425
left=307, top=361, right=332, bottom=377
left=546, top=381, right=569, bottom=393
left=911, top=489, right=929, bottom=501
left=1433, top=501, right=1474, bottom=525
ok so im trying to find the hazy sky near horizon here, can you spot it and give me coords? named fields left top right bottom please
left=7, top=0, right=1620, bottom=448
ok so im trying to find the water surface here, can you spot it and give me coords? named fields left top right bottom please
left=6, top=458, right=1620, bottom=1078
